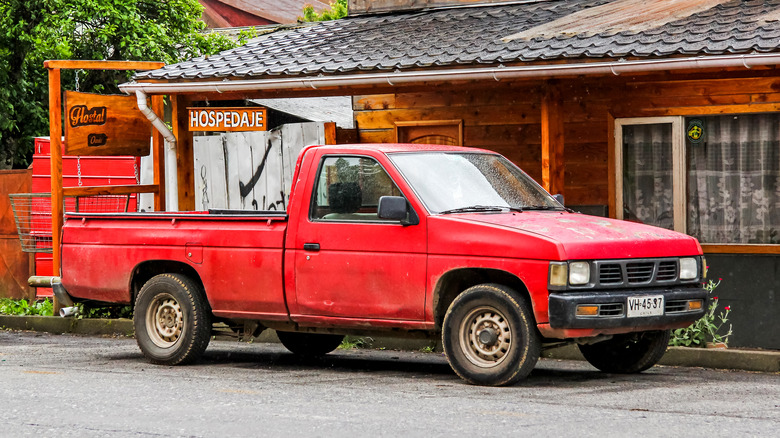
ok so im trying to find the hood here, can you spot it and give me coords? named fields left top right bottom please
left=427, top=211, right=702, bottom=260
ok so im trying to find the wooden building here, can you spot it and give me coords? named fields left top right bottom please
left=108, top=0, right=780, bottom=348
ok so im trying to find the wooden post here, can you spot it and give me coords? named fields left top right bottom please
left=541, top=82, right=565, bottom=196
left=47, top=67, right=63, bottom=311
left=324, top=122, right=337, bottom=145
left=607, top=113, right=616, bottom=218
left=48, top=70, right=63, bottom=270
left=151, top=95, right=166, bottom=211
left=172, top=95, right=194, bottom=211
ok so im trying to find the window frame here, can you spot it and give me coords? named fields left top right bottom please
left=308, top=154, right=408, bottom=224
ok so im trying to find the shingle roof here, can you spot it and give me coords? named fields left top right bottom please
left=136, top=0, right=780, bottom=81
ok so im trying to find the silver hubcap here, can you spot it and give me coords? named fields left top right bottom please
left=146, top=293, right=183, bottom=348
left=459, top=306, right=512, bottom=368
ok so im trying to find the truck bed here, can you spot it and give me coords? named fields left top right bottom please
left=61, top=210, right=289, bottom=320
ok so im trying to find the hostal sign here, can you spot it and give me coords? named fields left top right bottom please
left=64, top=91, right=152, bottom=156
left=188, top=107, right=267, bottom=132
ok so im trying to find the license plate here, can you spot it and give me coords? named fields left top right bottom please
left=627, top=295, right=665, bottom=318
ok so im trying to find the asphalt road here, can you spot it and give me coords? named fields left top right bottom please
left=1, top=330, right=777, bottom=438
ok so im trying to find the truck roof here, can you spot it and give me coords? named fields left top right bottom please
left=308, top=143, right=495, bottom=154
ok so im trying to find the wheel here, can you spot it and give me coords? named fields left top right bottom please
left=276, top=331, right=344, bottom=356
left=442, top=284, right=541, bottom=386
left=578, top=330, right=671, bottom=373
left=133, top=274, right=212, bottom=365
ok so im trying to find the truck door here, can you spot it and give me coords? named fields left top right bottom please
left=290, top=154, right=427, bottom=321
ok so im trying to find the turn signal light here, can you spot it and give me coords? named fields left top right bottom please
left=576, top=305, right=599, bottom=316
left=687, top=300, right=703, bottom=311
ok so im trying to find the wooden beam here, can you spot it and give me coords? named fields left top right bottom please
left=151, top=95, right=166, bottom=211
left=43, top=60, right=164, bottom=71
left=701, top=244, right=780, bottom=255
left=541, top=82, right=565, bottom=196
left=172, top=95, right=195, bottom=211
left=63, top=185, right=159, bottom=197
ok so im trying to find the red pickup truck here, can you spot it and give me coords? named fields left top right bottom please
left=55, top=143, right=707, bottom=386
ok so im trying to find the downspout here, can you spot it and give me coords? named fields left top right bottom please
left=135, top=90, right=178, bottom=211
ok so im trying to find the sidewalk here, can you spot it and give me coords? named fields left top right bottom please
left=2, top=314, right=778, bottom=373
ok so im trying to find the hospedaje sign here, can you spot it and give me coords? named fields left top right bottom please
left=188, top=107, right=267, bottom=131
left=64, top=91, right=152, bottom=156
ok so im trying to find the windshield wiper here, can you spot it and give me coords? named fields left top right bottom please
left=439, top=205, right=523, bottom=214
left=522, top=205, right=569, bottom=212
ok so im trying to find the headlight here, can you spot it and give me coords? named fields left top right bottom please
left=569, top=261, right=590, bottom=285
left=680, top=257, right=698, bottom=280
left=549, top=262, right=567, bottom=287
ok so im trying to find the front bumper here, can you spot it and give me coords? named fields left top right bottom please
left=548, top=286, right=707, bottom=330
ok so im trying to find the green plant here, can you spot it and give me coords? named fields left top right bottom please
left=0, top=298, right=54, bottom=316
left=420, top=344, right=435, bottom=353
left=300, top=0, right=348, bottom=22
left=75, top=303, right=132, bottom=319
left=669, top=279, right=733, bottom=347
left=338, top=335, right=371, bottom=350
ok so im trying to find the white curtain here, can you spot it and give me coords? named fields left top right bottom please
left=687, top=114, right=780, bottom=244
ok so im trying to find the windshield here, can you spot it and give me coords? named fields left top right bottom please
left=389, top=152, right=560, bottom=214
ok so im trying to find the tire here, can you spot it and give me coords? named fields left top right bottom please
left=276, top=331, right=344, bottom=356
left=134, top=274, right=212, bottom=365
left=578, top=330, right=671, bottom=374
left=442, top=284, right=541, bottom=386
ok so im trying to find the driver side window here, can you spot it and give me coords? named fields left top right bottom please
left=311, top=156, right=402, bottom=221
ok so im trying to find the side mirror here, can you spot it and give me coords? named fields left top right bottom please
left=378, top=196, right=419, bottom=225
left=553, top=194, right=564, bottom=206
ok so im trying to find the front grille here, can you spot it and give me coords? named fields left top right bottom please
left=592, top=258, right=688, bottom=289
left=657, top=261, right=678, bottom=281
left=626, top=262, right=654, bottom=283
left=599, top=264, right=623, bottom=284
left=598, top=303, right=624, bottom=317
left=665, top=300, right=689, bottom=313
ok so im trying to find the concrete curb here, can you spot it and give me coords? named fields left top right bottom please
left=0, top=315, right=134, bottom=337
left=2, top=315, right=778, bottom=373
left=541, top=343, right=780, bottom=373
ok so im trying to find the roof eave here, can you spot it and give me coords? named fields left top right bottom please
left=119, top=53, right=780, bottom=95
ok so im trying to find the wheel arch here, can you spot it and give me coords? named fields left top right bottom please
left=130, top=261, right=206, bottom=309
left=432, top=268, right=533, bottom=329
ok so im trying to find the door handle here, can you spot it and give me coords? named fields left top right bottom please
left=303, top=243, right=320, bottom=251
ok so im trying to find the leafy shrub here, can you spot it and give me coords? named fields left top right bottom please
left=0, top=298, right=54, bottom=316
left=669, top=279, right=733, bottom=347
left=0, top=298, right=130, bottom=319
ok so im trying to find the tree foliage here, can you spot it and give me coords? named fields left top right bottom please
left=0, top=0, right=245, bottom=169
left=300, top=0, right=347, bottom=22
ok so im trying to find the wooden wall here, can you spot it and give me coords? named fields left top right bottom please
left=0, top=169, right=34, bottom=300
left=353, top=80, right=610, bottom=207
left=352, top=69, right=780, bottom=212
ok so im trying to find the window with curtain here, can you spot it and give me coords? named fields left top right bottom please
left=622, top=123, right=675, bottom=230
left=686, top=114, right=780, bottom=244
